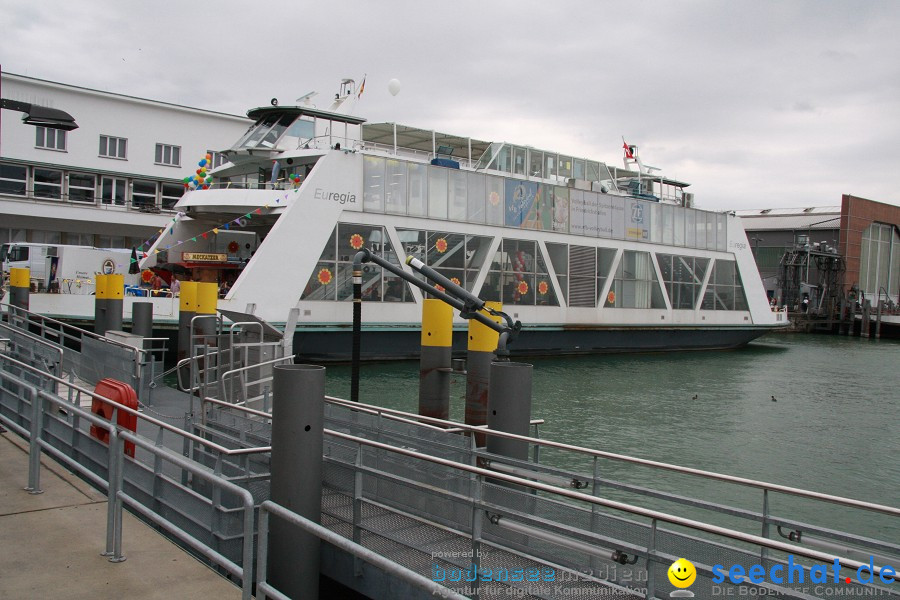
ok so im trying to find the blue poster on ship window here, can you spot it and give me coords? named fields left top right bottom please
left=505, top=180, right=538, bottom=228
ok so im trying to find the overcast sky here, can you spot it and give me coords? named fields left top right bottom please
left=2, top=0, right=899, bottom=210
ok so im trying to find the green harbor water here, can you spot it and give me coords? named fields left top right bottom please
left=323, top=333, right=900, bottom=544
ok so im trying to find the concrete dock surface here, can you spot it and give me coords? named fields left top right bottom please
left=0, top=430, right=241, bottom=599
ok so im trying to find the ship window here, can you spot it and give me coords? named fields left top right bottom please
left=513, top=147, right=526, bottom=176
left=100, top=135, right=127, bottom=159
left=605, top=250, right=666, bottom=309
left=649, top=202, right=662, bottom=243
left=33, top=168, right=63, bottom=200
left=706, top=212, right=717, bottom=251
left=717, top=213, right=727, bottom=251
left=132, top=180, right=157, bottom=208
left=448, top=170, right=467, bottom=221
left=398, top=229, right=488, bottom=296
left=695, top=211, right=707, bottom=249
left=301, top=224, right=411, bottom=303
left=407, top=163, right=427, bottom=217
left=363, top=156, right=385, bottom=212
left=544, top=154, right=557, bottom=180
left=427, top=167, right=448, bottom=219
left=597, top=248, right=617, bottom=305
left=568, top=245, right=596, bottom=307
left=482, top=239, right=557, bottom=306
left=658, top=254, right=708, bottom=309
left=701, top=259, right=748, bottom=310
left=68, top=172, right=96, bottom=203
left=546, top=242, right=568, bottom=303
left=36, top=127, right=66, bottom=151
left=573, top=159, right=585, bottom=180
left=527, top=150, right=542, bottom=179
left=586, top=161, right=601, bottom=182
left=0, top=163, right=28, bottom=196
left=466, top=172, right=486, bottom=223
left=496, top=145, right=511, bottom=173
left=559, top=156, right=573, bottom=180
left=155, top=143, right=181, bottom=167
left=684, top=209, right=696, bottom=247
left=101, top=177, right=127, bottom=206
left=673, top=206, right=685, bottom=246
left=384, top=159, right=407, bottom=215
left=662, top=204, right=674, bottom=245
left=206, top=150, right=229, bottom=169
left=161, top=183, right=183, bottom=210
left=465, top=235, right=493, bottom=293
left=485, top=176, right=504, bottom=225
left=535, top=248, right=558, bottom=306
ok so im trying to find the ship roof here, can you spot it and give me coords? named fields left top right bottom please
left=363, top=122, right=493, bottom=158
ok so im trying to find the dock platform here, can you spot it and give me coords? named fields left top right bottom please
left=0, top=430, right=239, bottom=599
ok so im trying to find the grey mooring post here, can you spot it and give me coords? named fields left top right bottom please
left=419, top=298, right=452, bottom=420
left=131, top=302, right=153, bottom=338
left=269, top=364, right=325, bottom=600
left=486, top=361, right=533, bottom=462
left=106, top=274, right=124, bottom=333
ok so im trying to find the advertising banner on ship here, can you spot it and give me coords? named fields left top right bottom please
left=504, top=180, right=554, bottom=230
left=570, top=190, right=585, bottom=236
left=598, top=195, right=613, bottom=238
left=610, top=196, right=626, bottom=239
left=625, top=198, right=651, bottom=241
left=583, top=191, right=600, bottom=237
left=552, top=187, right=569, bottom=233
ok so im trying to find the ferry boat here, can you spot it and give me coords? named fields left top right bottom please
left=31, top=78, right=788, bottom=359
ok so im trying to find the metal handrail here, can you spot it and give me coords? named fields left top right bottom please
left=1, top=302, right=151, bottom=359
left=0, top=353, right=268, bottom=457
left=256, top=501, right=468, bottom=600
left=323, top=428, right=890, bottom=576
left=325, top=396, right=900, bottom=518
left=218, top=354, right=294, bottom=404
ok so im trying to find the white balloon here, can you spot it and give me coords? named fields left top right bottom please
left=388, top=78, right=401, bottom=96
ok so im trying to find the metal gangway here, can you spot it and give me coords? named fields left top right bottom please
left=1, top=314, right=898, bottom=599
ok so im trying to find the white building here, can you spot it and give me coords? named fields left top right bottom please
left=1, top=72, right=250, bottom=249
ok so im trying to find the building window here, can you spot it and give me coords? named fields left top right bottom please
left=0, top=163, right=28, bottom=196
left=161, top=182, right=183, bottom=210
left=33, top=168, right=63, bottom=200
left=132, top=179, right=158, bottom=209
left=100, top=135, right=128, bottom=159
left=859, top=222, right=899, bottom=303
left=101, top=176, right=127, bottom=206
left=36, top=127, right=67, bottom=151
left=67, top=173, right=96, bottom=203
left=155, top=143, right=181, bottom=167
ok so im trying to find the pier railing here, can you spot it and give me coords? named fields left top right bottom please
left=2, top=338, right=898, bottom=599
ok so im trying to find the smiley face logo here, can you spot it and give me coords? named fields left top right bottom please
left=668, top=558, right=696, bottom=588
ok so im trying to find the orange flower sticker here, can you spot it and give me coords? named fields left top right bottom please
left=489, top=191, right=500, bottom=206
left=517, top=281, right=529, bottom=295
left=607, top=291, right=616, bottom=304
left=317, top=268, right=333, bottom=285
left=141, top=270, right=153, bottom=283
left=450, top=277, right=461, bottom=286
left=434, top=284, right=446, bottom=293
left=349, top=233, right=365, bottom=250
left=538, top=280, right=549, bottom=295
left=435, top=237, right=448, bottom=253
